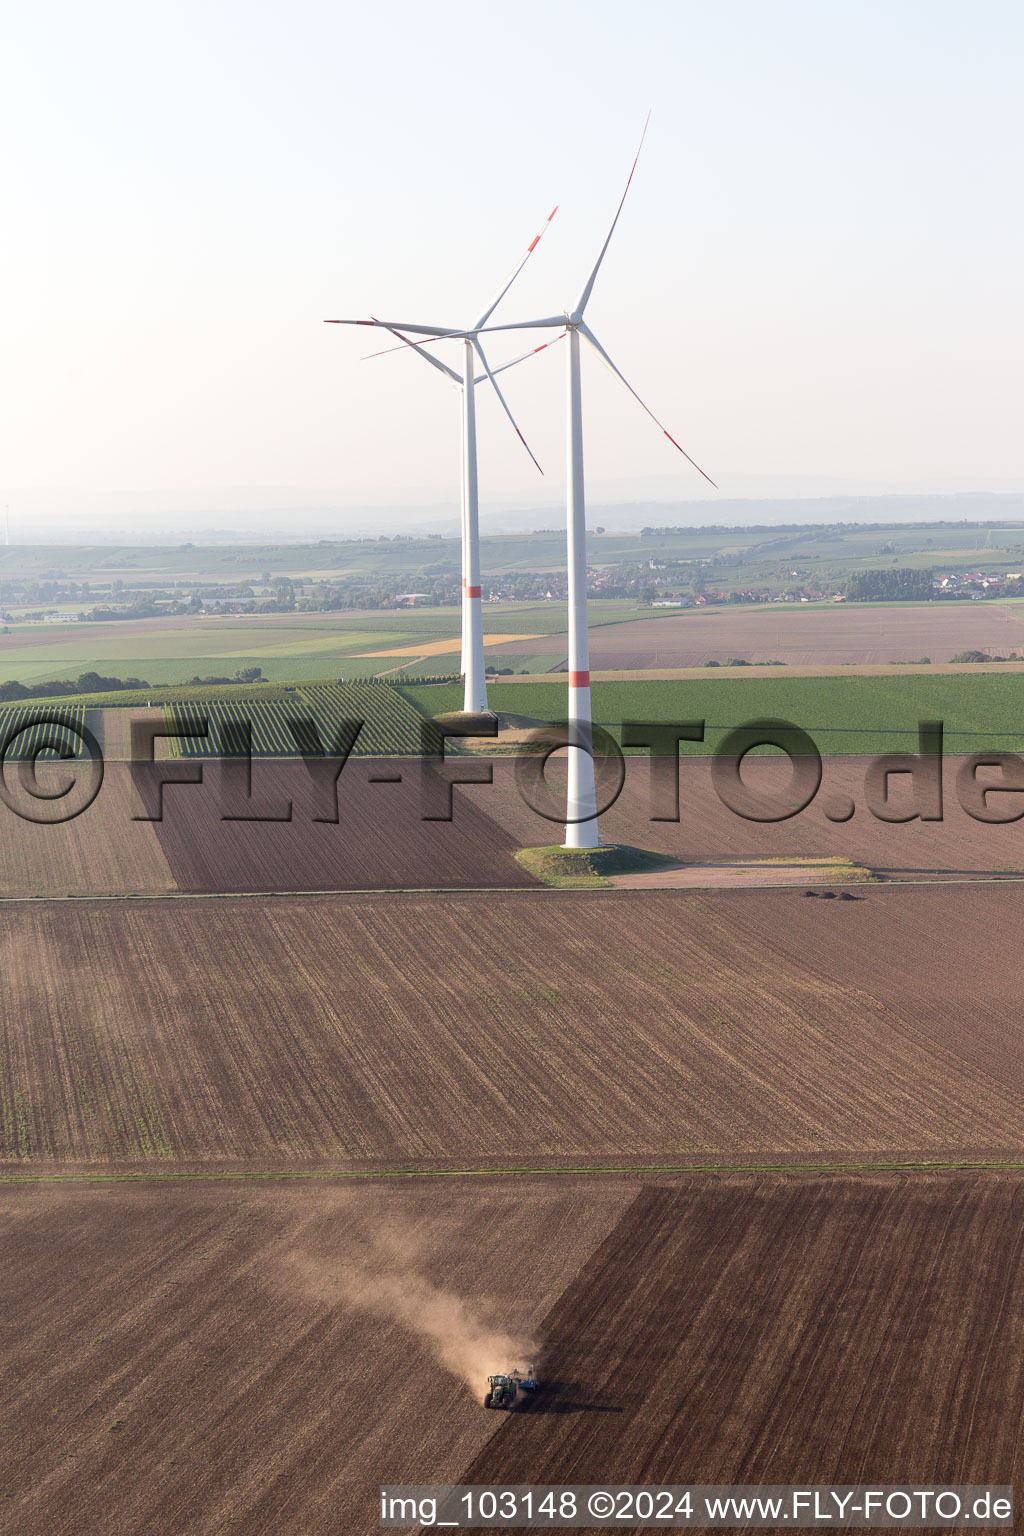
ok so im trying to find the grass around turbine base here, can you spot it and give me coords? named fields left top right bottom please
left=514, top=843, right=685, bottom=888
left=514, top=847, right=878, bottom=888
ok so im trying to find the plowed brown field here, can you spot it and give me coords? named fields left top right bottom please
left=499, top=603, right=1024, bottom=667
left=478, top=753, right=1024, bottom=876
left=150, top=759, right=538, bottom=892
left=465, top=1172, right=1024, bottom=1527
left=0, top=765, right=176, bottom=899
left=3, top=884, right=1024, bottom=1170
left=0, top=1176, right=634, bottom=1536
left=1, top=1173, right=1020, bottom=1536
left=5, top=749, right=1023, bottom=902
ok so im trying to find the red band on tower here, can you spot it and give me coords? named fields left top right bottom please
left=467, top=585, right=481, bottom=598
left=568, top=671, right=590, bottom=688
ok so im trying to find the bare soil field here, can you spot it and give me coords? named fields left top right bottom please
left=2, top=885, right=1024, bottom=1170
left=0, top=1176, right=634, bottom=1536
left=0, top=746, right=534, bottom=901
left=9, top=748, right=1024, bottom=901
left=498, top=660, right=1024, bottom=680
left=149, top=759, right=538, bottom=892
left=466, top=1172, right=1024, bottom=1524
left=477, top=752, right=1024, bottom=876
left=1, top=1172, right=1019, bottom=1535
left=499, top=603, right=1024, bottom=667
left=0, top=765, right=176, bottom=899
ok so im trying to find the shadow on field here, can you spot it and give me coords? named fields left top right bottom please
left=520, top=1379, right=623, bottom=1415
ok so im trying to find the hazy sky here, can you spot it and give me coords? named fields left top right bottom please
left=3, top=0, right=1023, bottom=535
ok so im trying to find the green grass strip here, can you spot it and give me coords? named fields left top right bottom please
left=1, top=1159, right=1023, bottom=1186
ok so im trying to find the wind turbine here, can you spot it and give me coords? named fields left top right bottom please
left=351, top=121, right=715, bottom=846
left=327, top=120, right=714, bottom=845
left=326, top=209, right=559, bottom=714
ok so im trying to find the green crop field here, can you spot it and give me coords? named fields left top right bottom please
left=0, top=619, right=422, bottom=685
left=0, top=704, right=91, bottom=760
left=167, top=682, right=439, bottom=758
left=401, top=673, right=1024, bottom=757
left=9, top=672, right=1024, bottom=762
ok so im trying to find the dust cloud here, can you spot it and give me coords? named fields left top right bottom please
left=282, top=1211, right=536, bottom=1402
left=336, top=1260, right=536, bottom=1401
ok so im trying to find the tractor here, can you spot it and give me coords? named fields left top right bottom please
left=484, top=1374, right=517, bottom=1410
left=484, top=1365, right=541, bottom=1408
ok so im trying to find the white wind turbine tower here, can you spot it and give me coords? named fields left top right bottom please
left=326, top=209, right=559, bottom=715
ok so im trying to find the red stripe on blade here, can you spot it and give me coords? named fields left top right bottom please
left=568, top=671, right=590, bottom=688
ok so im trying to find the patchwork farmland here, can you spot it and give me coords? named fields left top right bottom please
left=5, top=576, right=1024, bottom=1533
left=403, top=670, right=1024, bottom=755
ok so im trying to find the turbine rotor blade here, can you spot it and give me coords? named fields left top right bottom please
left=473, top=332, right=566, bottom=383
left=474, top=205, right=559, bottom=329
left=324, top=318, right=466, bottom=337
left=374, top=321, right=463, bottom=384
left=473, top=339, right=545, bottom=476
left=578, top=320, right=717, bottom=488
left=574, top=112, right=650, bottom=317
left=328, top=317, right=566, bottom=351
left=362, top=316, right=566, bottom=363
left=362, top=335, right=443, bottom=360
left=473, top=316, right=568, bottom=335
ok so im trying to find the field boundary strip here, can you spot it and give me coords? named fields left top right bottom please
left=3, top=872, right=1024, bottom=905
left=2, top=1159, right=1024, bottom=1187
